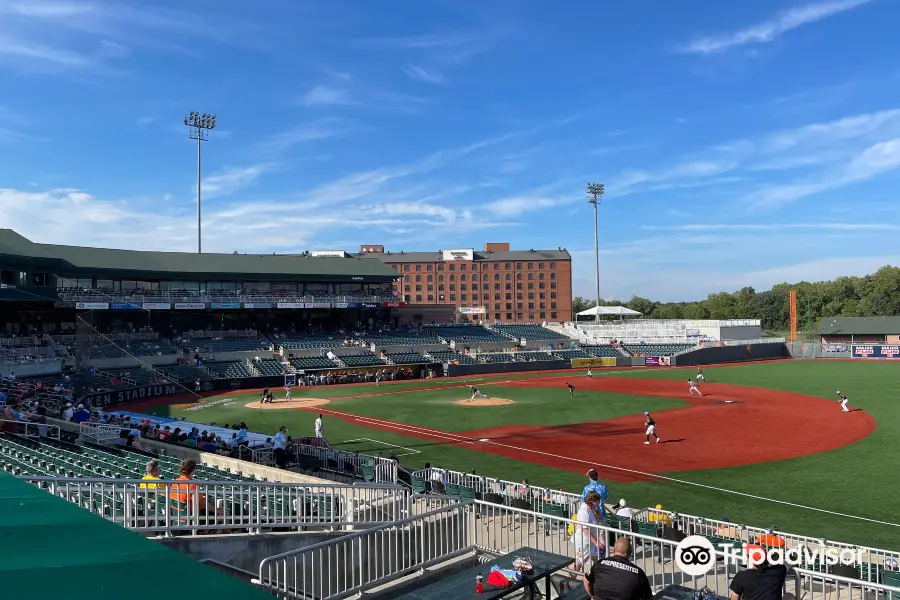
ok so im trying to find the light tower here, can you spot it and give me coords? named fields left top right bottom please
left=183, top=111, right=217, bottom=253
left=586, top=182, right=605, bottom=320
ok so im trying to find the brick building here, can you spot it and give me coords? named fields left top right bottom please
left=356, top=243, right=572, bottom=323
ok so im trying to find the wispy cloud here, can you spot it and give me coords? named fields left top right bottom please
left=484, top=195, right=573, bottom=217
left=301, top=85, right=353, bottom=107
left=682, top=0, right=875, bottom=55
left=257, top=118, right=356, bottom=154
left=201, top=164, right=273, bottom=199
left=642, top=222, right=900, bottom=232
left=402, top=64, right=444, bottom=85
left=298, top=82, right=427, bottom=111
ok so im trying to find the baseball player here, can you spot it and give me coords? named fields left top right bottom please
left=314, top=414, right=324, bottom=438
left=688, top=379, right=702, bottom=396
left=696, top=368, right=706, bottom=382
left=644, top=411, right=660, bottom=444
left=836, top=391, right=850, bottom=412
left=566, top=382, right=576, bottom=397
left=284, top=384, right=292, bottom=401
left=470, top=386, right=488, bottom=400
left=586, top=368, right=593, bottom=379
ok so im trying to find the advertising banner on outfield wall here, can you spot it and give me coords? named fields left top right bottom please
left=142, top=303, right=171, bottom=310
left=209, top=302, right=241, bottom=309
left=276, top=302, right=305, bottom=309
left=110, top=302, right=142, bottom=310
left=459, top=307, right=486, bottom=314
left=852, top=344, right=900, bottom=358
left=174, top=302, right=206, bottom=310
left=361, top=303, right=379, bottom=309
left=571, top=357, right=616, bottom=368
left=242, top=302, right=272, bottom=309
left=332, top=302, right=361, bottom=309
left=75, top=302, right=109, bottom=310
left=645, top=356, right=672, bottom=366
left=307, top=302, right=331, bottom=309
left=381, top=301, right=406, bottom=308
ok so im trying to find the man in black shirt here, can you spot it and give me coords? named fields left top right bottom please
left=583, top=538, right=652, bottom=600
left=729, top=549, right=788, bottom=600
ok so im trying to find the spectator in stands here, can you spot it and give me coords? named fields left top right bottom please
left=273, top=426, right=288, bottom=468
left=729, top=545, right=788, bottom=600
left=74, top=404, right=90, bottom=424
left=140, top=459, right=162, bottom=489
left=62, top=402, right=74, bottom=422
left=583, top=538, right=652, bottom=600
left=573, top=490, right=605, bottom=573
left=581, top=469, right=609, bottom=524
left=169, top=458, right=223, bottom=516
left=613, top=499, right=634, bottom=518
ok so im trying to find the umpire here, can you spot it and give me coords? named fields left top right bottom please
left=583, top=538, right=652, bottom=600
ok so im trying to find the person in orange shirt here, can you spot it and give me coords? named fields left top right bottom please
left=754, top=531, right=786, bottom=548
left=169, top=458, right=221, bottom=515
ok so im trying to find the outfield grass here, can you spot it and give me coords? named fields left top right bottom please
left=162, top=361, right=900, bottom=550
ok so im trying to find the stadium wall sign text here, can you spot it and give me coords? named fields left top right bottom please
left=84, top=383, right=180, bottom=406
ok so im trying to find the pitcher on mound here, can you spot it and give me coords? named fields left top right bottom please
left=470, top=386, right=488, bottom=400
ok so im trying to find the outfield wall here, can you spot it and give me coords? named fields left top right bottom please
left=446, top=359, right=569, bottom=377
left=673, top=342, right=790, bottom=366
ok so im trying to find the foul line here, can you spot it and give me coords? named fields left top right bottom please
left=318, top=407, right=900, bottom=530
left=340, top=437, right=421, bottom=456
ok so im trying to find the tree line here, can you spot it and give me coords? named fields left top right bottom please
left=572, top=265, right=900, bottom=333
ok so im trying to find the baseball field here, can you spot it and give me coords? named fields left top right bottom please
left=131, top=360, right=899, bottom=550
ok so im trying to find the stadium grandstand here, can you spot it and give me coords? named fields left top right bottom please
left=0, top=228, right=887, bottom=599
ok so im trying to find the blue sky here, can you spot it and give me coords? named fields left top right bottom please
left=1, top=0, right=899, bottom=302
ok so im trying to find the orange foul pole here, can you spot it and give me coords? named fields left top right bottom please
left=789, top=289, right=798, bottom=343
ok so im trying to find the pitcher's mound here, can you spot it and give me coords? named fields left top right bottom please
left=246, top=398, right=330, bottom=410
left=453, top=397, right=515, bottom=407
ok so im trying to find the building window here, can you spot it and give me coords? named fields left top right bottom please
left=428, top=295, right=434, bottom=301
left=505, top=263, right=511, bottom=270
left=415, top=264, right=421, bottom=271
left=540, top=312, right=546, bottom=319
left=551, top=291, right=557, bottom=299
left=404, top=275, right=410, bottom=282
left=516, top=262, right=522, bottom=269
left=527, top=263, right=533, bottom=269
left=460, top=264, right=466, bottom=271
left=449, top=274, right=456, bottom=282
left=550, top=262, right=556, bottom=269
left=493, top=263, right=500, bottom=270
left=539, top=273, right=545, bottom=280
left=506, top=313, right=512, bottom=320
left=415, top=274, right=421, bottom=282
left=550, top=272, right=556, bottom=280
left=450, top=294, right=456, bottom=301
left=461, top=274, right=467, bottom=281
left=404, top=265, right=410, bottom=272
left=438, top=274, right=444, bottom=281
left=438, top=264, right=445, bottom=271
left=427, top=274, right=433, bottom=282
left=416, top=295, right=422, bottom=302
left=551, top=312, right=557, bottom=319
left=528, top=273, right=534, bottom=280
left=449, top=264, right=456, bottom=271
left=461, top=294, right=467, bottom=301
left=551, top=302, right=557, bottom=309
left=426, top=264, right=433, bottom=271
left=538, top=263, right=544, bottom=269
left=450, top=284, right=456, bottom=291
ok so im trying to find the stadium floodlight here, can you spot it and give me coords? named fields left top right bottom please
left=586, top=182, right=605, bottom=320
left=184, top=110, right=218, bottom=253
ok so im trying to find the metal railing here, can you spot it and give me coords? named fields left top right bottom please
left=635, top=508, right=900, bottom=579
left=410, top=467, right=582, bottom=515
left=254, top=502, right=472, bottom=599
left=793, top=567, right=900, bottom=600
left=0, top=419, right=60, bottom=440
left=721, top=338, right=786, bottom=346
left=78, top=422, right=121, bottom=443
left=18, top=477, right=410, bottom=535
left=297, top=444, right=398, bottom=484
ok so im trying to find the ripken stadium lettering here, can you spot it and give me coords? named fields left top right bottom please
left=86, top=384, right=179, bottom=406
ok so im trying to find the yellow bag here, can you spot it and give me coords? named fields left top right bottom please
left=567, top=515, right=576, bottom=537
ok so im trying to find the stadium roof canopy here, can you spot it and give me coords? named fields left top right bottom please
left=0, top=229, right=398, bottom=282
left=576, top=305, right=642, bottom=318
left=817, top=316, right=900, bottom=335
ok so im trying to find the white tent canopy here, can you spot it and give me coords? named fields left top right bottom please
left=576, top=305, right=642, bottom=319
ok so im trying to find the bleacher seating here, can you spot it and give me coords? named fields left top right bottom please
left=385, top=352, right=428, bottom=365
left=428, top=350, right=477, bottom=365
left=205, top=361, right=256, bottom=379
left=477, top=352, right=516, bottom=363
left=428, top=325, right=507, bottom=342
left=0, top=434, right=252, bottom=482
left=254, top=358, right=287, bottom=376
left=584, top=345, right=621, bottom=358
left=289, top=356, right=339, bottom=370
left=97, top=368, right=156, bottom=386
left=80, top=340, right=175, bottom=359
left=491, top=324, right=570, bottom=341
left=275, top=333, right=341, bottom=350
left=362, top=332, right=440, bottom=346
left=550, top=349, right=593, bottom=360
left=158, top=364, right=210, bottom=382
left=339, top=354, right=388, bottom=367
left=621, top=343, right=693, bottom=357
left=180, top=337, right=268, bottom=353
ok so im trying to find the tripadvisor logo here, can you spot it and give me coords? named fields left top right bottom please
left=675, top=535, right=862, bottom=577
